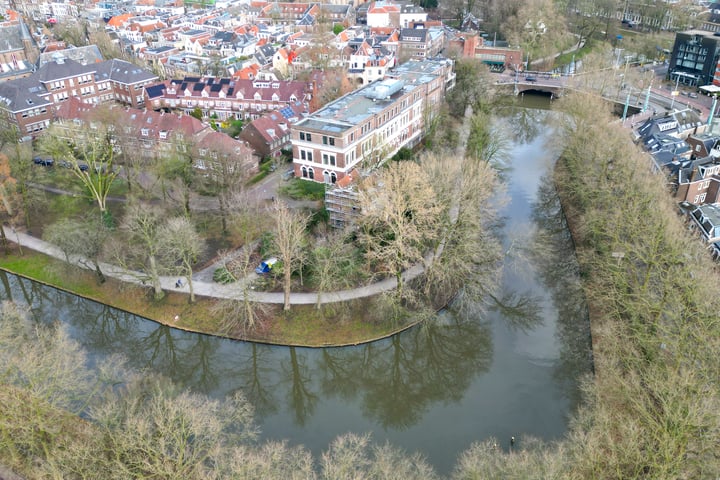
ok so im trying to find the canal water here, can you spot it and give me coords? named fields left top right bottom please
left=0, top=98, right=593, bottom=475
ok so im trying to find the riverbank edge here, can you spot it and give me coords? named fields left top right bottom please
left=0, top=253, right=426, bottom=349
left=551, top=162, right=601, bottom=374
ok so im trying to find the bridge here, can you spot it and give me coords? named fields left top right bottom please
left=493, top=70, right=709, bottom=122
left=495, top=71, right=570, bottom=97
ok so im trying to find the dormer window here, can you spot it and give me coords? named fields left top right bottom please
left=159, top=130, right=168, bottom=139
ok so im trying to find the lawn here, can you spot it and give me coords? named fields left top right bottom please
left=0, top=244, right=405, bottom=347
left=278, top=178, right=326, bottom=200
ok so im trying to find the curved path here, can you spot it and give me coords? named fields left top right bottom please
left=6, top=107, right=474, bottom=305
left=5, top=229, right=417, bottom=305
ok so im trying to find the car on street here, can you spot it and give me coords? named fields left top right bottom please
left=33, top=156, right=54, bottom=166
left=689, top=92, right=698, bottom=99
left=525, top=76, right=537, bottom=82
left=58, top=160, right=89, bottom=171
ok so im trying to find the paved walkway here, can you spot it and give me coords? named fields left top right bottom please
left=5, top=229, right=418, bottom=305
left=8, top=108, right=475, bottom=306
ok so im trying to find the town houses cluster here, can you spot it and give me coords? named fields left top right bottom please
left=0, top=0, right=522, bottom=216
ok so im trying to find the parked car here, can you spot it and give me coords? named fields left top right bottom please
left=689, top=92, right=698, bottom=99
left=255, top=257, right=278, bottom=274
left=33, top=156, right=54, bottom=166
left=58, top=160, right=89, bottom=171
left=282, top=168, right=295, bottom=181
left=525, top=76, right=537, bottom=82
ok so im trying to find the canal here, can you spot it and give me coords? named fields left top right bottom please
left=0, top=98, right=593, bottom=475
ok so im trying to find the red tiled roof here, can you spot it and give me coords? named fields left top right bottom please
left=107, top=13, right=134, bottom=27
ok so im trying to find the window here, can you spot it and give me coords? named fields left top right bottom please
left=694, top=193, right=707, bottom=203
left=322, top=136, right=335, bottom=146
left=141, top=128, right=149, bottom=137
left=331, top=172, right=337, bottom=183
left=300, top=132, right=305, bottom=140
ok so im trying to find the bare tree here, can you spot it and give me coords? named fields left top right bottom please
left=311, top=231, right=358, bottom=309
left=118, top=203, right=169, bottom=300
left=501, top=0, right=572, bottom=68
left=272, top=200, right=311, bottom=311
left=43, top=214, right=111, bottom=283
left=357, top=161, right=442, bottom=296
left=159, top=216, right=205, bottom=303
left=39, top=123, right=119, bottom=219
left=320, top=433, right=438, bottom=480
left=158, top=133, right=198, bottom=217
left=214, top=193, right=273, bottom=332
left=3, top=132, right=41, bottom=229
left=92, top=379, right=258, bottom=479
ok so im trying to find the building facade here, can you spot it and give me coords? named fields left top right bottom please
left=0, top=54, right=158, bottom=139
left=144, top=76, right=312, bottom=121
left=290, top=58, right=453, bottom=184
left=668, top=30, right=720, bottom=87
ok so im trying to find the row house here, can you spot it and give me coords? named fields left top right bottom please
left=0, top=55, right=158, bottom=140
left=177, top=29, right=213, bottom=51
left=366, top=1, right=427, bottom=29
left=290, top=58, right=452, bottom=184
left=398, top=26, right=444, bottom=61
left=239, top=101, right=307, bottom=158
left=674, top=156, right=720, bottom=205
left=144, top=76, right=312, bottom=121
left=345, top=40, right=395, bottom=85
left=54, top=97, right=255, bottom=175
left=0, top=19, right=37, bottom=81
left=373, top=28, right=400, bottom=55
left=122, top=19, right=168, bottom=43
left=141, top=45, right=180, bottom=62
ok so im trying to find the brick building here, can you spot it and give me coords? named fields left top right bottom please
left=0, top=54, right=158, bottom=140
left=144, top=76, right=312, bottom=121
left=290, top=58, right=453, bottom=184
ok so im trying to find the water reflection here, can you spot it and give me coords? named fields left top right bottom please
left=529, top=177, right=594, bottom=407
left=0, top=270, right=493, bottom=431
left=0, top=101, right=593, bottom=473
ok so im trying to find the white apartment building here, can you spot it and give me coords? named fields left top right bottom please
left=290, top=58, right=453, bottom=184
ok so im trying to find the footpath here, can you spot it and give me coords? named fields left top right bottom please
left=6, top=106, right=474, bottom=306
left=6, top=229, right=418, bottom=305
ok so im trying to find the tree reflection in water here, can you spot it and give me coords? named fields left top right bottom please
left=230, top=342, right=279, bottom=418
left=282, top=346, right=318, bottom=427
left=316, top=309, right=493, bottom=430
left=530, top=176, right=594, bottom=409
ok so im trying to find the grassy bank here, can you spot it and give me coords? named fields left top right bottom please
left=0, top=245, right=397, bottom=347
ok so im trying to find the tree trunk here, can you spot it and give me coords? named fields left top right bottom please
left=284, top=267, right=291, bottom=311
left=219, top=195, right=228, bottom=234
left=187, top=276, right=195, bottom=303
left=0, top=224, right=7, bottom=255
left=149, top=255, right=164, bottom=300
left=94, top=263, right=106, bottom=284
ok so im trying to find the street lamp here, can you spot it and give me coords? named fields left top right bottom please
left=670, top=73, right=681, bottom=110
